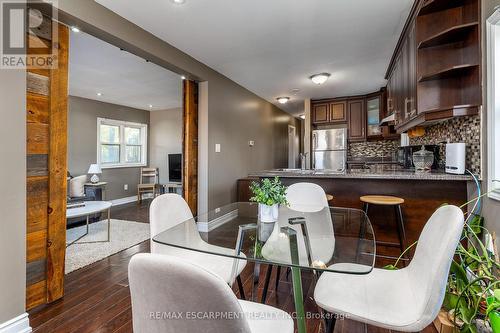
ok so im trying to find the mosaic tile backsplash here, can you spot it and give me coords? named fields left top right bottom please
left=348, top=115, right=481, bottom=175
left=348, top=140, right=399, bottom=158
left=409, top=115, right=481, bottom=175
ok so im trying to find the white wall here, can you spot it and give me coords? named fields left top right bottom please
left=149, top=108, right=183, bottom=184
left=0, top=70, right=27, bottom=324
left=482, top=0, right=500, bottom=238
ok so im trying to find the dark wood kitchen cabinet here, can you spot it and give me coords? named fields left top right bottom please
left=388, top=23, right=417, bottom=130
left=312, top=103, right=329, bottom=123
left=347, top=99, right=366, bottom=141
left=329, top=101, right=347, bottom=122
left=312, top=101, right=346, bottom=124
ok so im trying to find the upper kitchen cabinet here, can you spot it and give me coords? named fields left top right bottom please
left=385, top=0, right=481, bottom=133
left=312, top=101, right=346, bottom=124
left=366, top=94, right=382, bottom=138
left=312, top=103, right=329, bottom=123
left=387, top=16, right=417, bottom=130
left=347, top=99, right=366, bottom=142
left=330, top=101, right=347, bottom=122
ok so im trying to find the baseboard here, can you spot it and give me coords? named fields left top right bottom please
left=197, top=209, right=238, bottom=232
left=110, top=196, right=137, bottom=206
left=0, top=313, right=31, bottom=333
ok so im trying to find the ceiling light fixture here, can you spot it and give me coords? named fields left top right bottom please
left=310, top=73, right=331, bottom=85
left=277, top=97, right=290, bottom=104
left=171, top=0, right=186, bottom=4
left=149, top=104, right=153, bottom=108
left=300, top=115, right=306, bottom=120
left=96, top=92, right=102, bottom=96
left=71, top=26, right=80, bottom=33
left=181, top=75, right=186, bottom=80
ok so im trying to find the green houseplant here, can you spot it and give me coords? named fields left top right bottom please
left=250, top=177, right=288, bottom=223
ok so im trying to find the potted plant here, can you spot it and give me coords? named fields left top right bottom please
left=250, top=177, right=288, bottom=223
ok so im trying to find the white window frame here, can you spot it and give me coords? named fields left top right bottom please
left=487, top=8, right=500, bottom=201
left=97, top=117, right=148, bottom=169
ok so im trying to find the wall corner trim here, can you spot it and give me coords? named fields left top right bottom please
left=0, top=313, right=31, bottom=333
left=110, top=196, right=138, bottom=206
left=197, top=209, right=238, bottom=232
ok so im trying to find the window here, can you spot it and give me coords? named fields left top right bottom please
left=487, top=10, right=500, bottom=200
left=97, top=118, right=148, bottom=168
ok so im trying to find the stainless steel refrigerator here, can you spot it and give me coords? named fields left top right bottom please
left=312, top=128, right=347, bottom=171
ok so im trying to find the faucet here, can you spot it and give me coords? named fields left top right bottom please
left=299, top=152, right=308, bottom=170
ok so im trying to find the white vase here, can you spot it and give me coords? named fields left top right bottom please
left=258, top=203, right=279, bottom=223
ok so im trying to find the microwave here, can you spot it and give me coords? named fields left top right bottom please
left=397, top=145, right=441, bottom=169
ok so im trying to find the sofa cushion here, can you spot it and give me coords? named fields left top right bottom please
left=69, top=175, right=87, bottom=198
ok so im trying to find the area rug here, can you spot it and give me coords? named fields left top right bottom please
left=65, top=219, right=150, bottom=274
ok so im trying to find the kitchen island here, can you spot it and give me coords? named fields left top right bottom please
left=239, top=169, right=472, bottom=264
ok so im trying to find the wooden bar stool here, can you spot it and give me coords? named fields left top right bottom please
left=360, top=195, right=407, bottom=255
left=326, top=194, right=334, bottom=205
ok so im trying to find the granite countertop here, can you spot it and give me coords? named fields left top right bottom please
left=248, top=169, right=473, bottom=181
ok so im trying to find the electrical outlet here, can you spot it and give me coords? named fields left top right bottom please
left=215, top=207, right=221, bottom=213
left=248, top=140, right=255, bottom=147
left=124, top=184, right=128, bottom=191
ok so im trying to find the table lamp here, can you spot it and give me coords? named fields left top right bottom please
left=88, top=164, right=102, bottom=183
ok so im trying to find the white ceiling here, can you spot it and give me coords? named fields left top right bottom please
left=69, top=30, right=182, bottom=111
left=95, top=0, right=413, bottom=116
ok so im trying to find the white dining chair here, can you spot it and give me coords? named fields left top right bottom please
left=150, top=194, right=247, bottom=298
left=314, top=205, right=465, bottom=332
left=261, top=182, right=333, bottom=302
left=129, top=253, right=294, bottom=333
left=286, top=182, right=329, bottom=212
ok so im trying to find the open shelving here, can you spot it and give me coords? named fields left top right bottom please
left=419, top=0, right=466, bottom=16
left=418, top=64, right=479, bottom=82
left=417, top=22, right=478, bottom=48
left=414, top=0, right=481, bottom=125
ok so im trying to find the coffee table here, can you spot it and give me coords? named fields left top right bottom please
left=66, top=201, right=112, bottom=247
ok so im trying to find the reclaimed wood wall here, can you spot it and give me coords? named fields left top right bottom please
left=182, top=80, right=198, bottom=215
left=26, top=21, right=68, bottom=310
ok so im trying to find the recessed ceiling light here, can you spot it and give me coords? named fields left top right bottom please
left=181, top=75, right=186, bottom=80
left=171, top=0, right=186, bottom=4
left=310, top=73, right=331, bottom=85
left=300, top=115, right=306, bottom=120
left=96, top=92, right=102, bottom=96
left=149, top=104, right=153, bottom=108
left=71, top=26, right=80, bottom=33
left=277, top=97, right=290, bottom=104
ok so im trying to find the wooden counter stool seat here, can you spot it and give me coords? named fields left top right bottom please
left=360, top=195, right=407, bottom=257
left=326, top=194, right=334, bottom=203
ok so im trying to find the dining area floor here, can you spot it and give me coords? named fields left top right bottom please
left=27, top=197, right=438, bottom=333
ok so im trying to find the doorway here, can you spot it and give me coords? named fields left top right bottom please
left=288, top=125, right=297, bottom=168
left=25, top=11, right=198, bottom=309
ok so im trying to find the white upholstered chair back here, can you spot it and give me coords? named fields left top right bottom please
left=286, top=182, right=329, bottom=212
left=405, top=205, right=464, bottom=331
left=150, top=194, right=193, bottom=253
left=129, top=253, right=251, bottom=333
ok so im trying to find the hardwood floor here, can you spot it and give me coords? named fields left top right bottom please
left=29, top=201, right=438, bottom=333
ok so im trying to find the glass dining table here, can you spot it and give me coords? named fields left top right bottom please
left=153, top=202, right=376, bottom=333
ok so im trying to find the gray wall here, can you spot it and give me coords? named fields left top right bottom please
left=481, top=0, right=500, bottom=237
left=68, top=96, right=150, bottom=200
left=58, top=0, right=300, bottom=210
left=149, top=108, right=182, bottom=184
left=0, top=71, right=26, bottom=322
left=207, top=79, right=301, bottom=208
